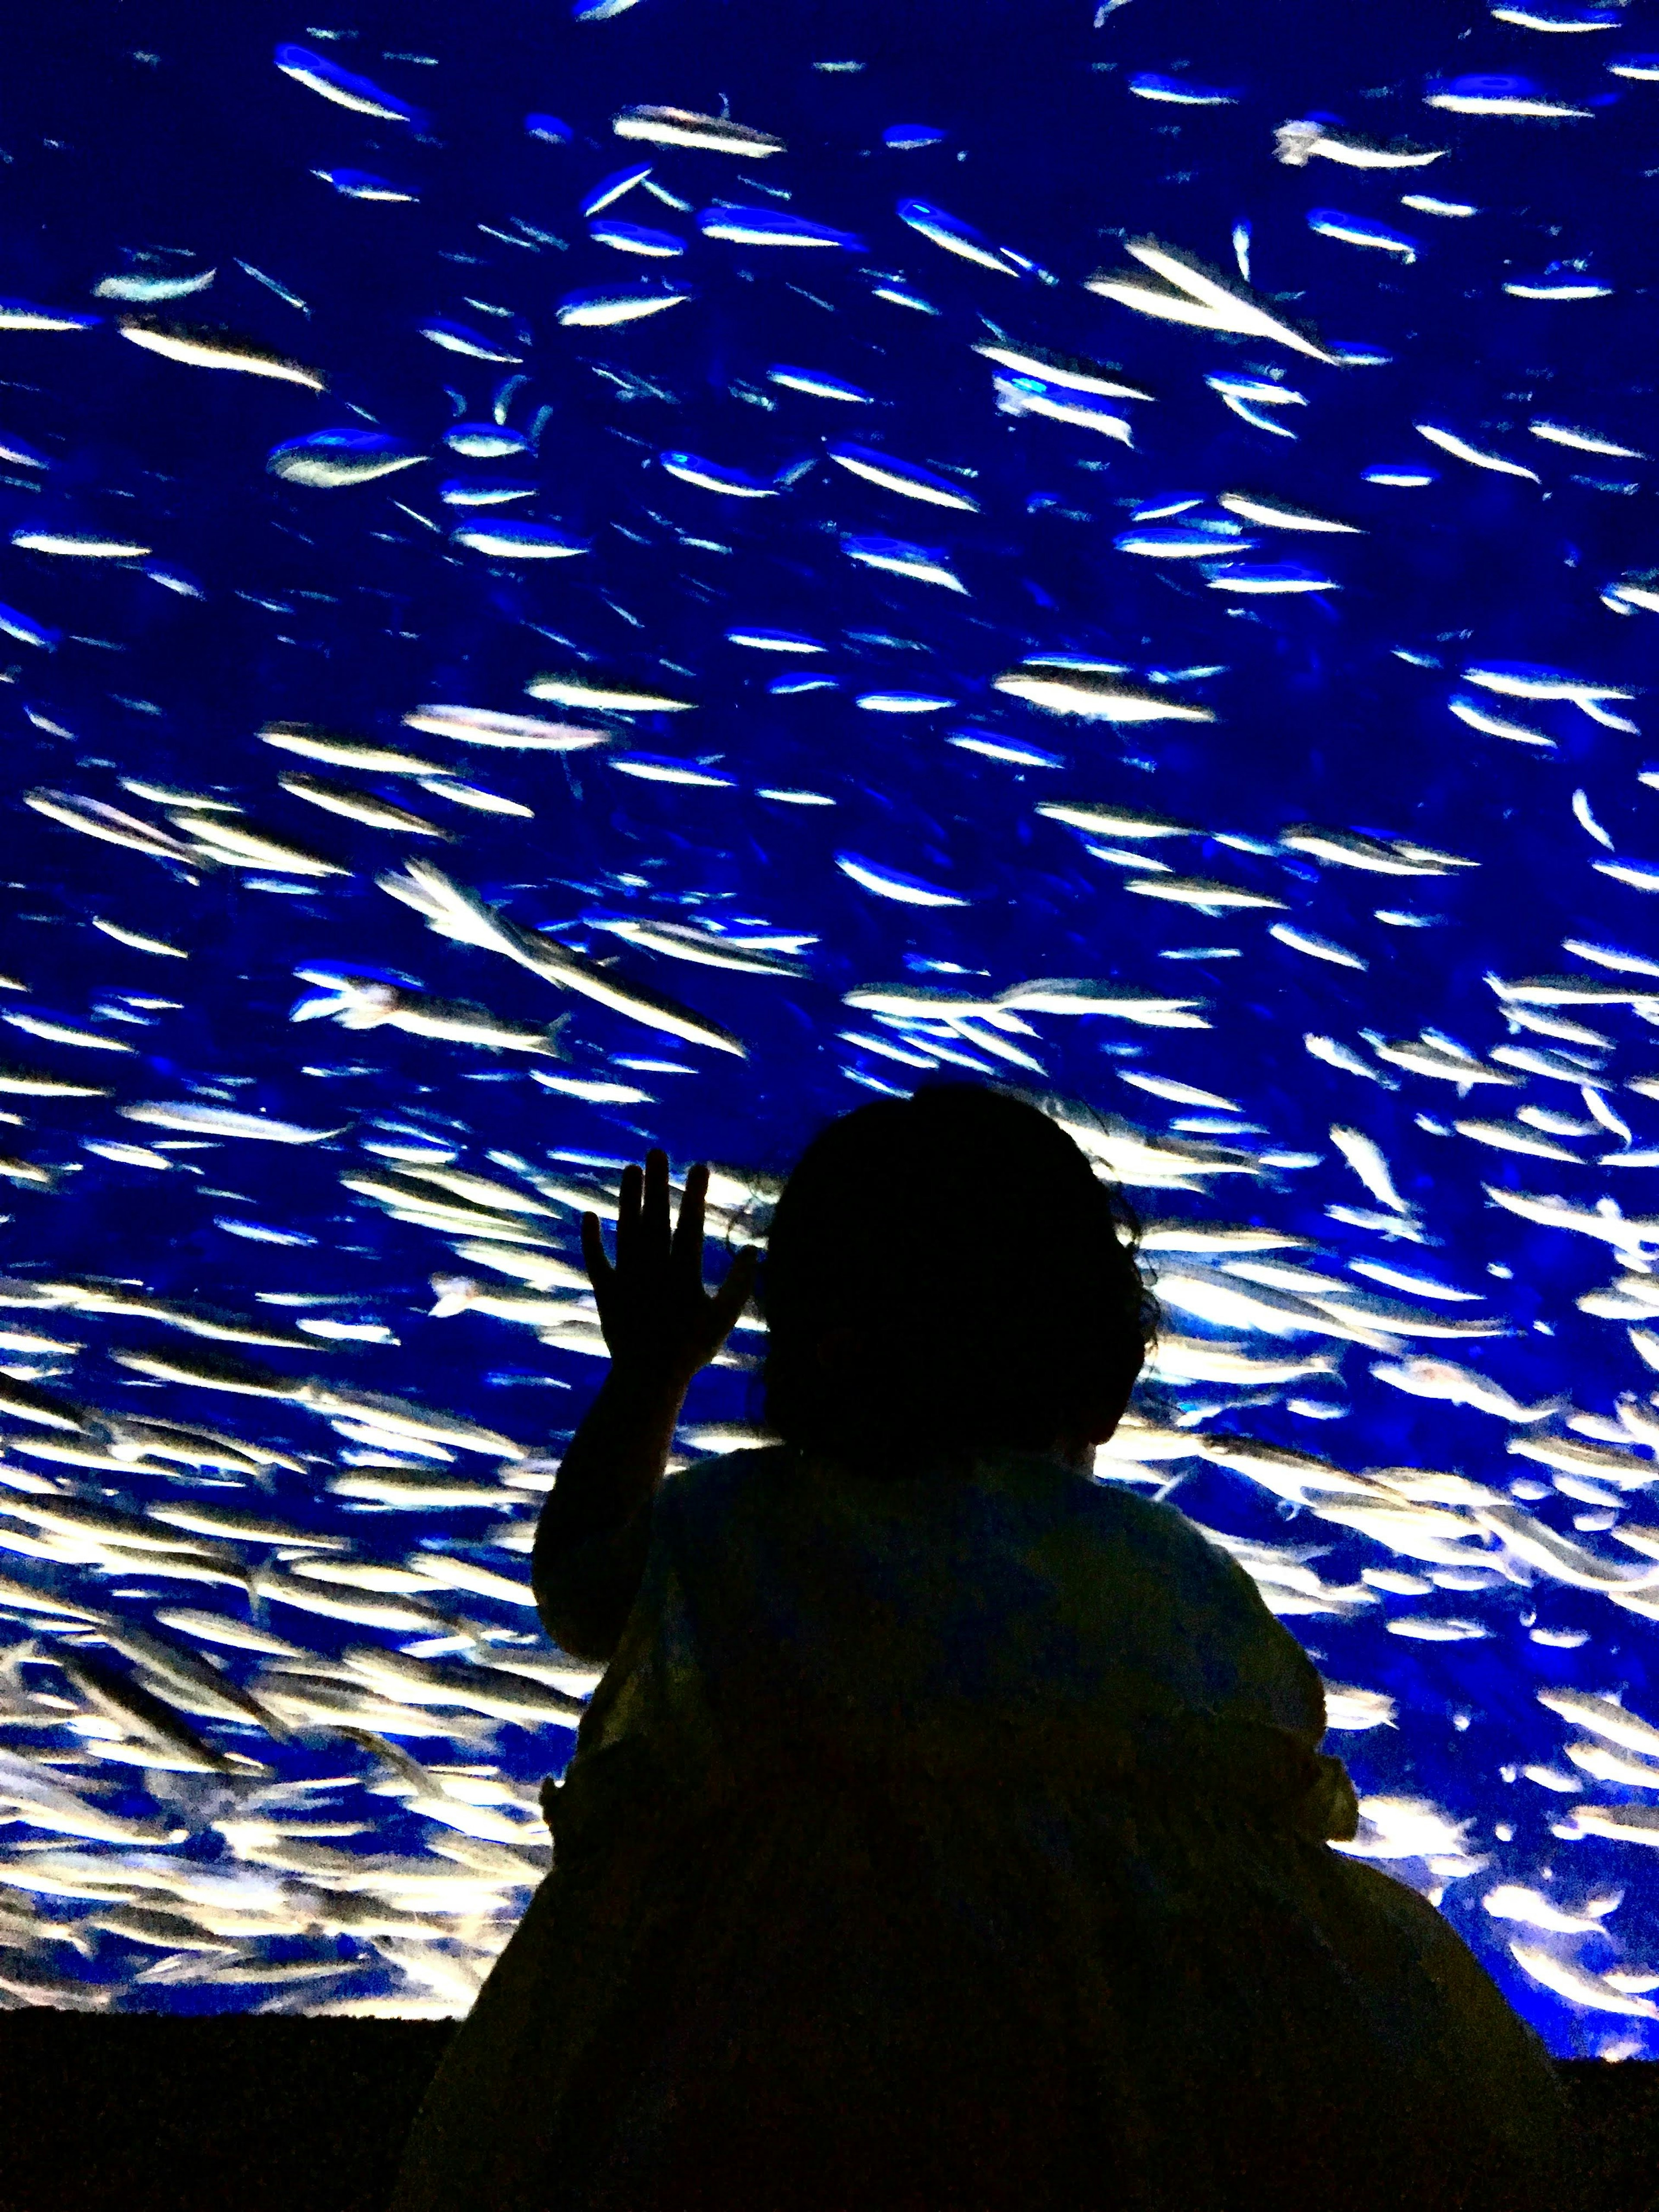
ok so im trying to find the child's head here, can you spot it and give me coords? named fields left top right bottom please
left=759, top=1083, right=1156, bottom=1459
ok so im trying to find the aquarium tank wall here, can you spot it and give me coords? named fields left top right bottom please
left=0, top=0, right=1657, bottom=2044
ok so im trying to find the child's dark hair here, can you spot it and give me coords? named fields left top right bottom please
left=760, top=1082, right=1157, bottom=1456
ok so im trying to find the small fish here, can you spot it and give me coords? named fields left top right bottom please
left=155, top=1611, right=305, bottom=1661
left=1087, top=238, right=1341, bottom=365
left=1448, top=696, right=1555, bottom=747
left=696, top=207, right=861, bottom=250
left=236, top=261, right=307, bottom=314
left=404, top=705, right=607, bottom=751
left=379, top=861, right=746, bottom=1056
left=611, top=107, right=785, bottom=157
left=1120, top=1072, right=1240, bottom=1111
left=555, top=285, right=694, bottom=327
left=1463, top=661, right=1631, bottom=706
left=296, top=977, right=565, bottom=1056
left=826, top=444, right=979, bottom=510
left=59, top=1650, right=232, bottom=1773
left=1478, top=1502, right=1659, bottom=1592
left=275, top=44, right=422, bottom=124
left=608, top=754, right=736, bottom=787
left=995, top=668, right=1213, bottom=722
left=81, top=1140, right=172, bottom=1170
left=1331, top=1125, right=1411, bottom=1213
left=1424, top=74, right=1590, bottom=117
left=581, top=165, right=654, bottom=217
left=1219, top=493, right=1360, bottom=534
left=589, top=220, right=684, bottom=258
left=267, top=431, right=424, bottom=488
left=1205, top=562, right=1336, bottom=595
left=992, top=375, right=1133, bottom=442
left=451, top=523, right=588, bottom=559
left=766, top=365, right=874, bottom=403
left=444, top=424, right=530, bottom=458
left=1503, top=275, right=1611, bottom=300
left=0, top=301, right=99, bottom=332
left=1275, top=121, right=1446, bottom=168
left=1308, top=210, right=1419, bottom=261
left=660, top=452, right=778, bottom=498
left=1037, top=802, right=1192, bottom=838
left=277, top=777, right=449, bottom=839
left=1372, top=1357, right=1556, bottom=1421
left=260, top=724, right=444, bottom=775
left=841, top=535, right=965, bottom=591
left=586, top=918, right=805, bottom=977
left=726, top=627, right=827, bottom=652
left=439, top=477, right=536, bottom=508
left=118, top=1102, right=346, bottom=1144
left=419, top=319, right=523, bottom=364
left=0, top=603, right=59, bottom=649
left=1281, top=826, right=1473, bottom=876
left=523, top=675, right=691, bottom=713
left=25, top=791, right=194, bottom=863
left=94, top=268, right=215, bottom=303
left=1129, top=74, right=1237, bottom=105
left=118, top=321, right=325, bottom=389
left=1270, top=924, right=1368, bottom=971
left=973, top=340, right=1152, bottom=402
left=417, top=781, right=533, bottom=819
left=2, top=1011, right=133, bottom=1054
left=175, top=816, right=346, bottom=877
left=0, top=1069, right=110, bottom=1098
left=834, top=854, right=969, bottom=907
left=1119, top=524, right=1248, bottom=558
left=949, top=733, right=1063, bottom=768
left=313, top=168, right=416, bottom=202
left=1351, top=1261, right=1481, bottom=1303
left=1128, top=876, right=1285, bottom=914
left=1414, top=423, right=1540, bottom=480
left=13, top=531, right=150, bottom=560
left=897, top=200, right=1019, bottom=277
left=1492, top=4, right=1621, bottom=25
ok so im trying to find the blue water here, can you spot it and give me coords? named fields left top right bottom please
left=1, top=0, right=1659, bottom=2042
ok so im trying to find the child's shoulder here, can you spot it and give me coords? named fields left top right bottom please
left=668, top=1442, right=1225, bottom=1570
left=663, top=1443, right=793, bottom=1519
left=1021, top=1459, right=1239, bottom=1578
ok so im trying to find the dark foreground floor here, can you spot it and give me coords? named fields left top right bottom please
left=0, top=2015, right=1653, bottom=2212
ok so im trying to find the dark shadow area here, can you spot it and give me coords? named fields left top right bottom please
left=0, top=2018, right=1654, bottom=2212
left=0, top=2014, right=455, bottom=2212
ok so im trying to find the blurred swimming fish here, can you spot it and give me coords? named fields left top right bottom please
left=268, top=432, right=425, bottom=488
left=275, top=45, right=423, bottom=124
left=1275, top=120, right=1446, bottom=167
left=612, top=107, right=784, bottom=156
left=118, top=322, right=325, bottom=388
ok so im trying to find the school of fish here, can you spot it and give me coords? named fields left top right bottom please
left=0, top=0, right=1657, bottom=2049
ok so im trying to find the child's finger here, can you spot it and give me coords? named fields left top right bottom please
left=614, top=1161, right=644, bottom=1270
left=642, top=1147, right=672, bottom=1252
left=710, top=1245, right=759, bottom=1332
left=580, top=1210, right=613, bottom=1294
left=673, top=1162, right=708, bottom=1276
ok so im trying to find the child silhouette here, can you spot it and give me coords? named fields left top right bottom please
left=395, top=1084, right=1567, bottom=2212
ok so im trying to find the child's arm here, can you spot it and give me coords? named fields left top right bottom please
left=533, top=1150, right=758, bottom=1661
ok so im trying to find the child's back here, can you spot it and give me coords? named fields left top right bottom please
left=394, top=1090, right=1570, bottom=2212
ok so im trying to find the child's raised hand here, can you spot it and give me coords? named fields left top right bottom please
left=581, top=1149, right=760, bottom=1388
